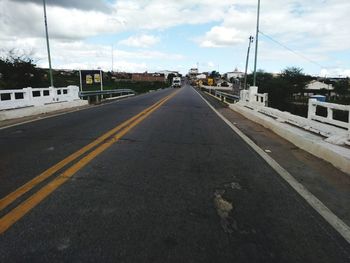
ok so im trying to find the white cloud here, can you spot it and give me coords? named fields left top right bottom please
left=1, top=0, right=350, bottom=76
left=197, top=26, right=245, bottom=48
left=118, top=34, right=160, bottom=48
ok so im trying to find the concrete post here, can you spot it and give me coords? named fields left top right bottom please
left=26, top=87, right=33, bottom=105
left=308, top=99, right=317, bottom=120
left=348, top=109, right=350, bottom=139
left=249, top=86, right=258, bottom=103
left=264, top=93, right=268, bottom=107
left=327, top=107, right=333, bottom=120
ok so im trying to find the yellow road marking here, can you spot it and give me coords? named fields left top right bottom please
left=0, top=92, right=173, bottom=212
left=0, top=90, right=179, bottom=234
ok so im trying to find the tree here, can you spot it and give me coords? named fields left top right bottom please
left=209, top=71, right=220, bottom=79
left=167, top=73, right=176, bottom=84
left=280, top=67, right=310, bottom=94
left=246, top=70, right=274, bottom=91
left=334, top=79, right=350, bottom=96
left=0, top=49, right=44, bottom=89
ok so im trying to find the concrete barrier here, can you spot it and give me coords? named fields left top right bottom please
left=308, top=99, right=350, bottom=140
left=0, top=86, right=88, bottom=121
left=240, top=86, right=268, bottom=107
left=0, top=86, right=81, bottom=110
left=230, top=102, right=350, bottom=175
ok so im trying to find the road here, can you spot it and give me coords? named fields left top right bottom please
left=0, top=84, right=349, bottom=262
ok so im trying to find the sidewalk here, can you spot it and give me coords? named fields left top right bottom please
left=201, top=91, right=350, bottom=227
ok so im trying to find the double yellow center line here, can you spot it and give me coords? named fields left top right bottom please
left=0, top=90, right=179, bottom=234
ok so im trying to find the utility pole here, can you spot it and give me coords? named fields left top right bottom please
left=244, top=36, right=254, bottom=90
left=43, top=0, right=53, bottom=87
left=111, top=44, right=114, bottom=72
left=253, top=0, right=261, bottom=87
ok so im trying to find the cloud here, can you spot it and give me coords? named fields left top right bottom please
left=0, top=36, right=184, bottom=72
left=1, top=0, right=350, bottom=76
left=197, top=26, right=245, bottom=48
left=12, top=0, right=111, bottom=13
left=118, top=34, right=160, bottom=48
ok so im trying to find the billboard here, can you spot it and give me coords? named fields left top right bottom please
left=79, top=70, right=103, bottom=92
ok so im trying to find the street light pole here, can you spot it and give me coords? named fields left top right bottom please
left=111, top=44, right=114, bottom=72
left=253, top=0, right=261, bottom=87
left=43, top=0, right=53, bottom=87
left=244, top=36, right=254, bottom=90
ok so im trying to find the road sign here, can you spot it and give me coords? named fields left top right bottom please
left=79, top=70, right=103, bottom=92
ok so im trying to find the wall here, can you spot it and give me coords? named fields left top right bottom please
left=0, top=86, right=81, bottom=110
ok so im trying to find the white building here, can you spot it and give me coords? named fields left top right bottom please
left=196, top=74, right=207, bottom=80
left=189, top=68, right=199, bottom=75
left=225, top=68, right=245, bottom=81
left=156, top=70, right=179, bottom=80
left=304, top=80, right=334, bottom=96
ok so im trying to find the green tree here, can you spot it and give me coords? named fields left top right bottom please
left=209, top=71, right=220, bottom=79
left=334, top=79, right=349, bottom=96
left=0, top=50, right=43, bottom=89
left=167, top=73, right=176, bottom=84
left=280, top=67, right=310, bottom=94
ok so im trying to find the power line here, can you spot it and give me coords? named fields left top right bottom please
left=259, top=30, right=325, bottom=69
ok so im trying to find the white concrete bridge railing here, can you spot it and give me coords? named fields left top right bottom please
left=0, top=86, right=81, bottom=111
left=308, top=99, right=350, bottom=137
left=240, top=86, right=268, bottom=107
left=238, top=86, right=350, bottom=145
left=228, top=86, right=350, bottom=175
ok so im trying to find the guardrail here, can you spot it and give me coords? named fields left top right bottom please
left=0, top=86, right=80, bottom=110
left=308, top=99, right=350, bottom=137
left=201, top=86, right=239, bottom=103
left=200, top=85, right=233, bottom=91
left=79, top=89, right=135, bottom=103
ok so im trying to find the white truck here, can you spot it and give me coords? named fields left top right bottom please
left=172, top=77, right=182, bottom=88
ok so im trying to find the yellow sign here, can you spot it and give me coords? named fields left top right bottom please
left=86, top=75, right=93, bottom=84
left=208, top=78, right=214, bottom=86
left=94, top=73, right=101, bottom=83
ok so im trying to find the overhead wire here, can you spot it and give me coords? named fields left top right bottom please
left=258, top=30, right=326, bottom=69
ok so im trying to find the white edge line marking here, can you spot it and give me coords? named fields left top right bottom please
left=193, top=86, right=350, bottom=244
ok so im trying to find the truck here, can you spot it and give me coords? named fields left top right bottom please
left=172, top=77, right=182, bottom=88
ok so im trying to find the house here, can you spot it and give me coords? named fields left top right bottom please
left=304, top=80, right=334, bottom=97
left=188, top=68, right=199, bottom=79
left=156, top=70, right=179, bottom=80
left=225, top=68, right=245, bottom=81
left=196, top=73, right=207, bottom=80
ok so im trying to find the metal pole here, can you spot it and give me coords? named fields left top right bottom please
left=253, top=0, right=261, bottom=87
left=79, top=70, right=82, bottom=92
left=244, top=36, right=254, bottom=90
left=111, top=44, right=114, bottom=72
left=100, top=70, right=103, bottom=91
left=43, top=0, right=53, bottom=87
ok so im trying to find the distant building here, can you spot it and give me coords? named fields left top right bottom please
left=131, top=72, right=165, bottom=82
left=189, top=68, right=199, bottom=75
left=111, top=72, right=132, bottom=80
left=188, top=68, right=199, bottom=79
left=303, top=80, right=334, bottom=97
left=196, top=73, right=207, bottom=80
left=225, top=68, right=244, bottom=81
left=59, top=69, right=75, bottom=76
left=156, top=70, right=179, bottom=80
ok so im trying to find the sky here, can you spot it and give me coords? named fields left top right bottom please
left=0, top=0, right=349, bottom=77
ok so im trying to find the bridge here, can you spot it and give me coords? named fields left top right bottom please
left=0, top=83, right=349, bottom=262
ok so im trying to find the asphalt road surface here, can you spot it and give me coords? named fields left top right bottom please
left=0, top=84, right=349, bottom=262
